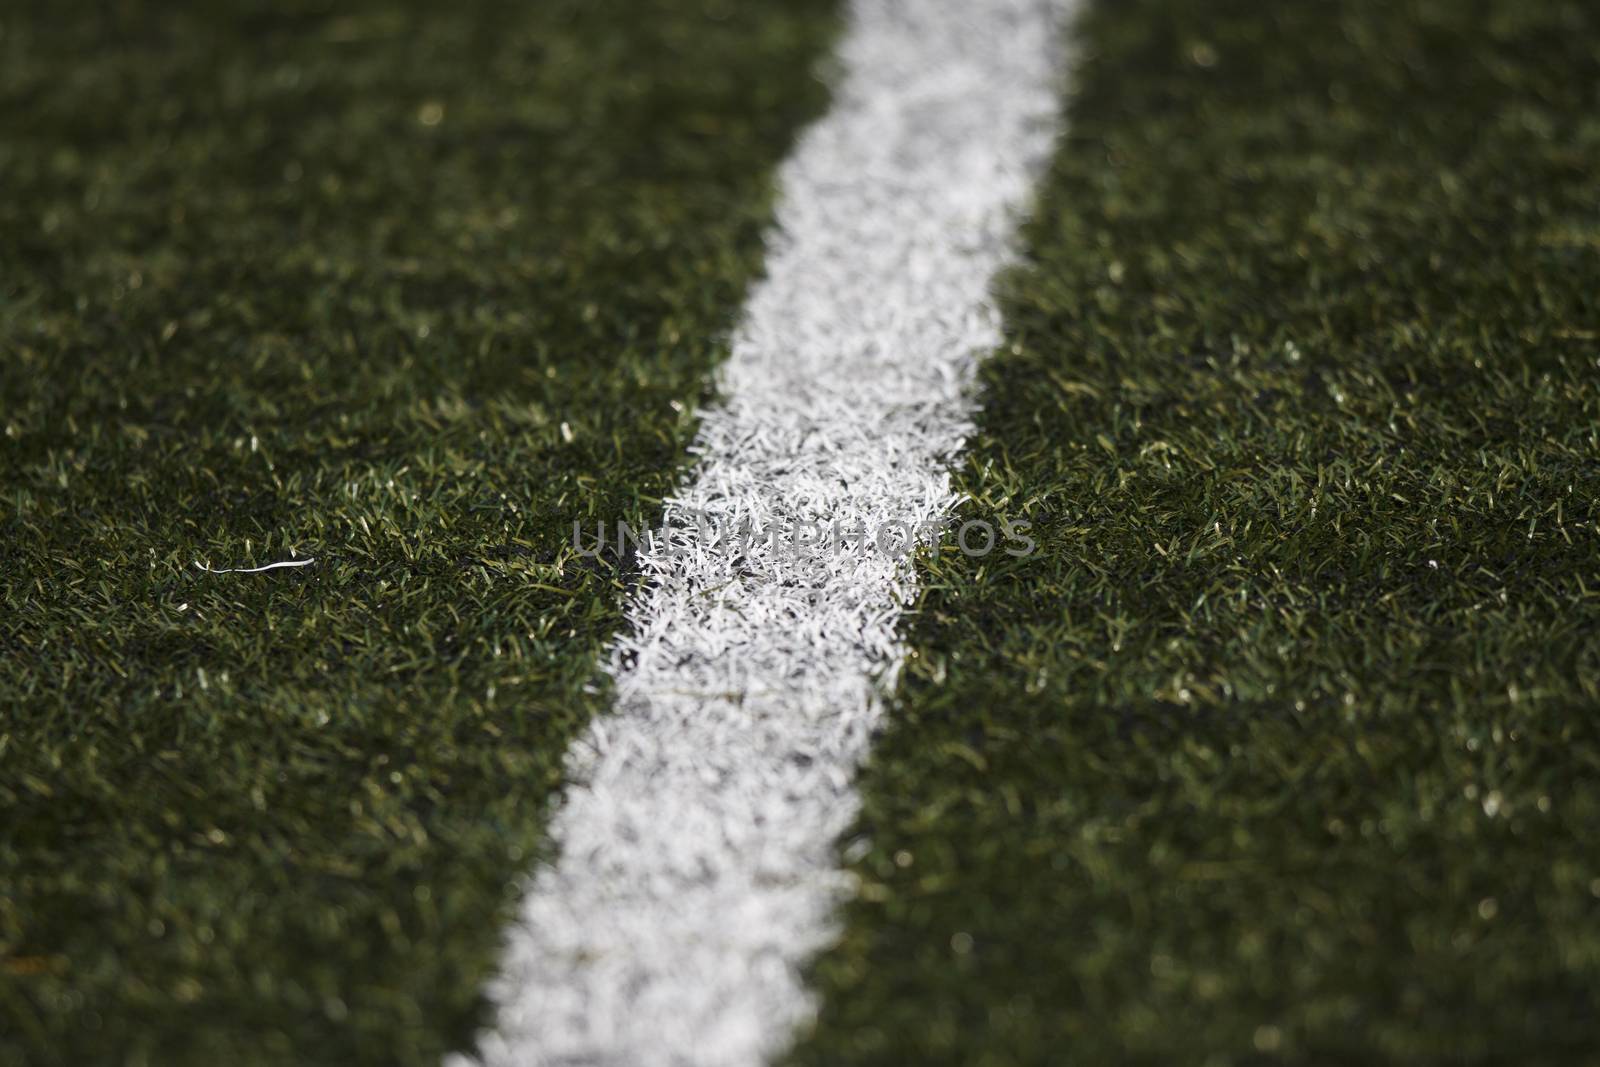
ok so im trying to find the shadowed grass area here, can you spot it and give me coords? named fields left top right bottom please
left=0, top=1, right=836, bottom=1062
left=794, top=0, right=1600, bottom=1062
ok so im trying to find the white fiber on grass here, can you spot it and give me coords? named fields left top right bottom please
left=194, top=557, right=315, bottom=574
left=456, top=1, right=1072, bottom=1063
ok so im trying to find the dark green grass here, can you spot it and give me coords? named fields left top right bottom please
left=0, top=2, right=836, bottom=1063
left=794, top=0, right=1600, bottom=1063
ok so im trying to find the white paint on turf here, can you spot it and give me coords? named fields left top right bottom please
left=455, top=1, right=1071, bottom=1063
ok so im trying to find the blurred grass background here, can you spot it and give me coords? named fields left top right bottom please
left=0, top=1, right=837, bottom=1062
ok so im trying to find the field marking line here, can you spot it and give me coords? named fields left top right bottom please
left=456, top=1, right=1073, bottom=1063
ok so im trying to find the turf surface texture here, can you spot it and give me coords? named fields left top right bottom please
left=5, top=0, right=1600, bottom=1064
left=0, top=1, right=834, bottom=1062
left=794, top=0, right=1600, bottom=1063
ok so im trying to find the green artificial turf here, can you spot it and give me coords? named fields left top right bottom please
left=0, top=1, right=836, bottom=1063
left=793, top=0, right=1600, bottom=1063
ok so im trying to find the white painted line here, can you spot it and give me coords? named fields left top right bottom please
left=194, top=557, right=315, bottom=574
left=455, top=2, right=1072, bottom=1064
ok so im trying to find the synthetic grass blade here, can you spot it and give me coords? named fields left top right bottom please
left=455, top=2, right=1073, bottom=1064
